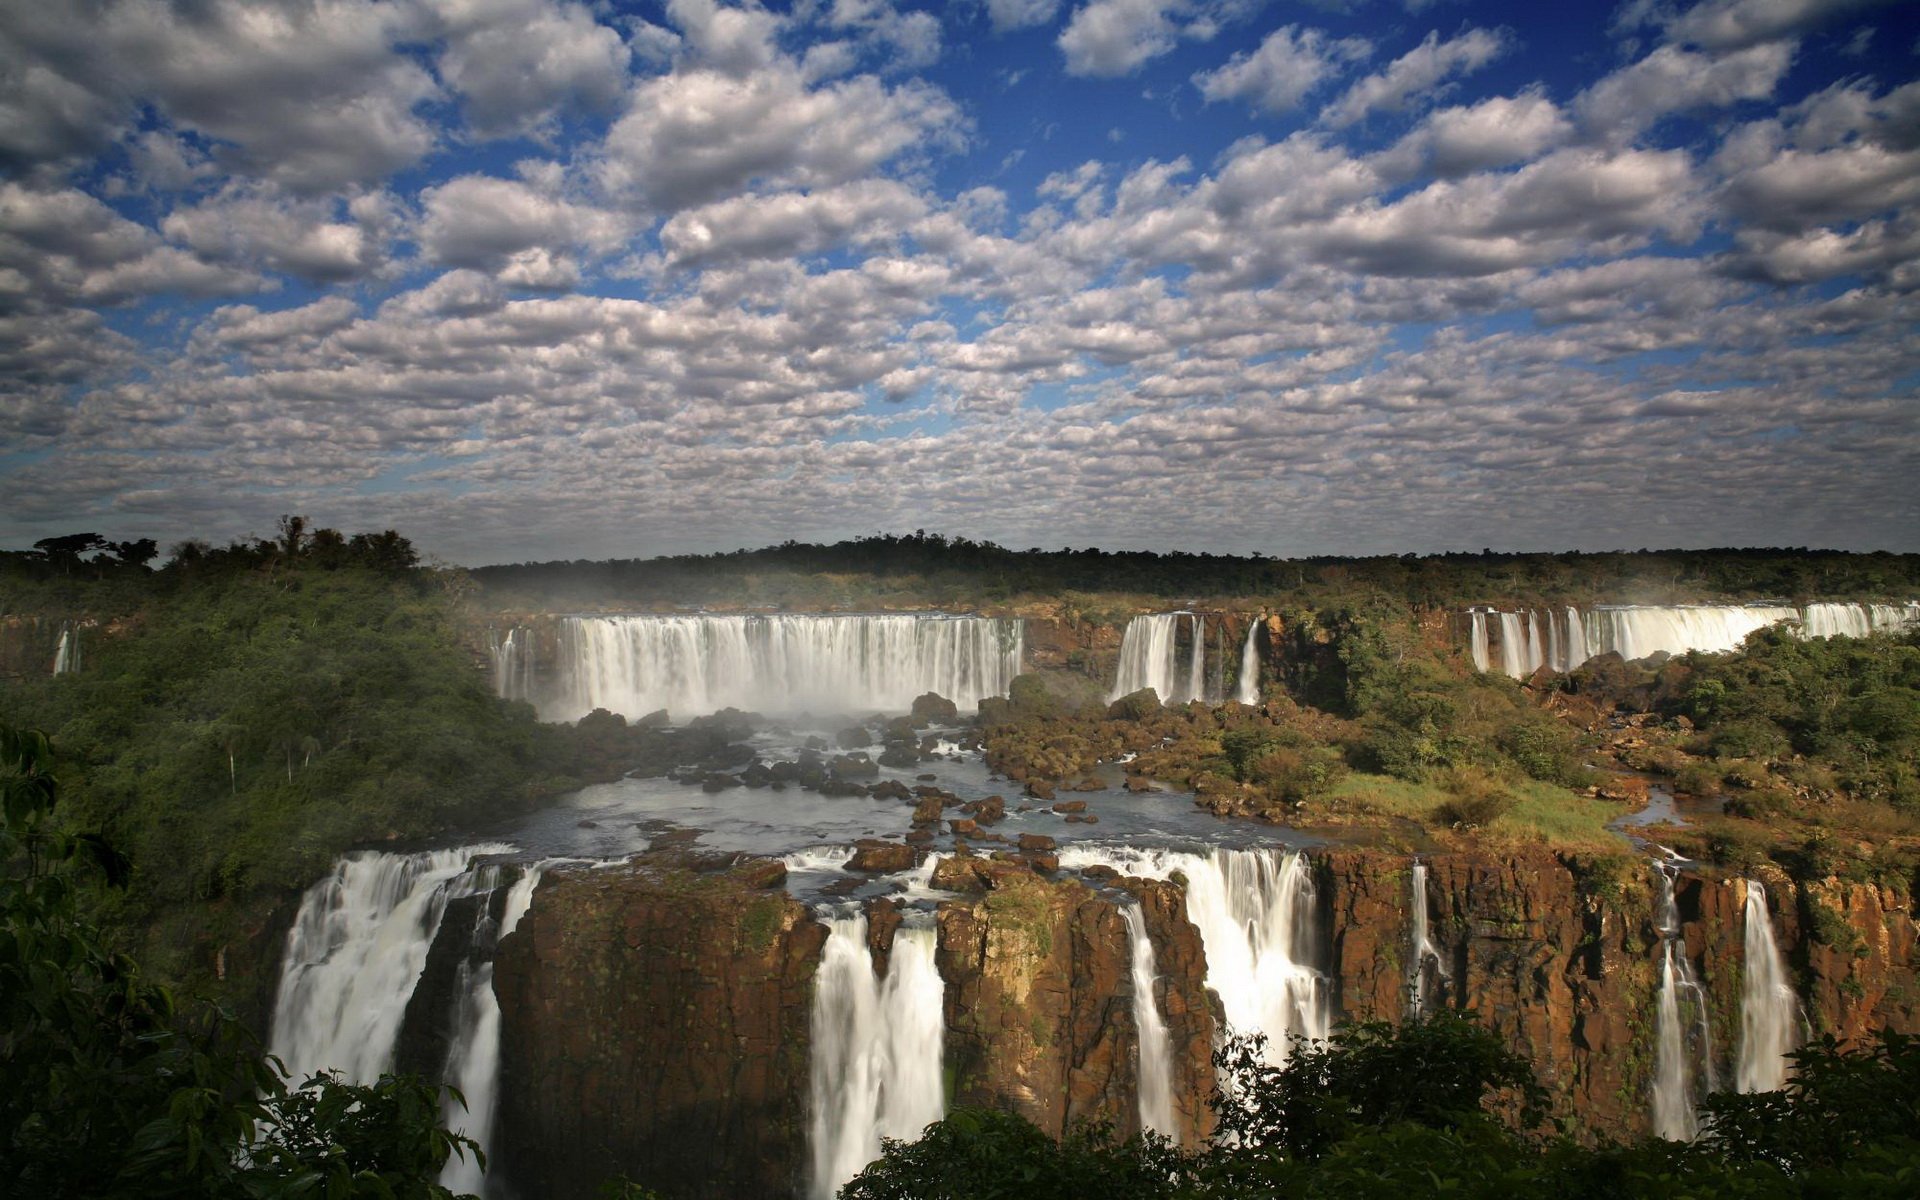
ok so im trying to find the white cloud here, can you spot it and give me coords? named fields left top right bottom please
left=1321, top=28, right=1511, bottom=128
left=429, top=0, right=631, bottom=139
left=418, top=174, right=632, bottom=272
left=162, top=188, right=390, bottom=283
left=987, top=0, right=1063, bottom=31
left=659, top=180, right=929, bottom=267
left=1376, top=91, right=1574, bottom=179
left=1059, top=0, right=1242, bottom=78
left=1194, top=25, right=1371, bottom=115
left=598, top=63, right=965, bottom=213
left=1664, top=0, right=1889, bottom=52
left=1576, top=41, right=1795, bottom=139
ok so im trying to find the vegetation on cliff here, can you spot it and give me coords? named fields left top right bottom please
left=2, top=723, right=479, bottom=1199
left=843, top=1011, right=1920, bottom=1199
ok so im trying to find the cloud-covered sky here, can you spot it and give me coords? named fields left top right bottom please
left=2, top=0, right=1916, bottom=564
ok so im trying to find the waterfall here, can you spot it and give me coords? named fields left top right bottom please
left=1800, top=602, right=1920, bottom=639
left=1122, top=904, right=1177, bottom=1137
left=1407, top=860, right=1446, bottom=1016
left=809, top=915, right=946, bottom=1200
left=1110, top=613, right=1207, bottom=705
left=52, top=622, right=78, bottom=675
left=555, top=613, right=1022, bottom=721
left=1650, top=864, right=1715, bottom=1140
left=269, top=845, right=515, bottom=1086
left=1469, top=602, right=1916, bottom=679
left=1736, top=879, right=1800, bottom=1094
left=1564, top=606, right=1588, bottom=671
left=1057, top=846, right=1328, bottom=1064
left=1234, top=620, right=1261, bottom=706
left=438, top=866, right=545, bottom=1195
left=489, top=626, right=534, bottom=703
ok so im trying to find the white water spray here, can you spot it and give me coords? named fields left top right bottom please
left=52, top=623, right=79, bottom=675
left=1736, top=879, right=1800, bottom=1094
left=1234, top=621, right=1261, bottom=706
left=1122, top=904, right=1177, bottom=1137
left=808, top=915, right=946, bottom=1199
left=1110, top=614, right=1208, bottom=705
left=1650, top=864, right=1715, bottom=1140
left=1407, top=860, right=1447, bottom=1016
left=268, top=845, right=515, bottom=1086
left=489, top=627, right=535, bottom=703
left=556, top=614, right=1022, bottom=721
left=1057, top=846, right=1328, bottom=1064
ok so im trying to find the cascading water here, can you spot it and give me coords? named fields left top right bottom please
left=1736, top=879, right=1800, bottom=1094
left=489, top=626, right=535, bottom=703
left=1407, top=860, right=1447, bottom=1016
left=1469, top=602, right=1917, bottom=679
left=1650, top=863, right=1715, bottom=1140
left=1110, top=613, right=1207, bottom=705
left=809, top=914, right=946, bottom=1200
left=1057, top=846, right=1329, bottom=1064
left=269, top=845, right=516, bottom=1086
left=1233, top=621, right=1261, bottom=706
left=438, top=866, right=545, bottom=1194
left=52, top=622, right=78, bottom=675
left=555, top=614, right=1022, bottom=721
left=1122, top=904, right=1177, bottom=1137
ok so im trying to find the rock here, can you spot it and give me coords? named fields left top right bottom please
left=1106, top=688, right=1162, bottom=721
left=877, top=744, right=921, bottom=769
left=817, top=778, right=868, bottom=797
left=949, top=818, right=980, bottom=837
left=917, top=773, right=938, bottom=781
left=1026, top=779, right=1057, bottom=801
left=974, top=795, right=1006, bottom=825
left=848, top=840, right=916, bottom=873
left=1018, top=833, right=1057, bottom=853
left=576, top=819, right=599, bottom=829
left=1123, top=776, right=1158, bottom=793
left=870, top=778, right=912, bottom=801
left=1029, top=854, right=1059, bottom=872
left=911, top=692, right=959, bottom=724
left=494, top=859, right=825, bottom=1200
left=739, top=763, right=772, bottom=788
left=1069, top=777, right=1104, bottom=792
left=700, top=773, right=740, bottom=793
left=1051, top=800, right=1087, bottom=814
left=829, top=753, right=879, bottom=778
left=635, top=709, right=670, bottom=728
left=836, top=725, right=871, bottom=750
left=911, top=797, right=945, bottom=825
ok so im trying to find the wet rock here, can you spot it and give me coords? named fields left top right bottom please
left=912, top=692, right=959, bottom=725
left=739, top=762, right=772, bottom=789
left=818, top=778, right=868, bottom=797
left=700, top=773, right=740, bottom=793
left=848, top=840, right=916, bottom=873
left=877, top=744, right=921, bottom=769
left=949, top=818, right=980, bottom=837
left=836, top=725, right=871, bottom=750
left=1051, top=800, right=1087, bottom=814
left=1026, top=779, right=1057, bottom=801
left=911, top=797, right=945, bottom=825
left=1018, top=833, right=1056, bottom=853
left=870, top=778, right=912, bottom=801
left=829, top=753, right=879, bottom=778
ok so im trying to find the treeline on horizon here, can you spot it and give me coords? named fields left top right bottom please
left=467, top=531, right=1920, bottom=610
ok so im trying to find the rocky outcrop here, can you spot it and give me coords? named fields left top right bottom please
left=493, top=858, right=826, bottom=1200
left=933, top=863, right=1217, bottom=1143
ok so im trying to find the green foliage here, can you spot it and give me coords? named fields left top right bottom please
left=1208, top=1011, right=1548, bottom=1167
left=2, top=722, right=479, bottom=1199
left=1219, top=728, right=1277, bottom=783
left=1433, top=766, right=1519, bottom=829
left=1698, top=1029, right=1920, bottom=1174
left=837, top=1108, right=1187, bottom=1200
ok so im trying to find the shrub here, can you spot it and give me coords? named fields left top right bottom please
left=1433, top=767, right=1517, bottom=829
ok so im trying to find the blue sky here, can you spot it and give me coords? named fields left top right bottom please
left=1, top=0, right=1916, bottom=564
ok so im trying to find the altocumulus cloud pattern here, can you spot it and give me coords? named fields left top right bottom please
left=1, top=0, right=1916, bottom=562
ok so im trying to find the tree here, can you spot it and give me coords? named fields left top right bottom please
left=1, top=723, right=481, bottom=1199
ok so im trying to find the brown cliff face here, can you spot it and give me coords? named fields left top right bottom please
left=1319, top=848, right=1659, bottom=1136
left=933, top=862, right=1215, bottom=1145
left=493, top=857, right=826, bottom=1200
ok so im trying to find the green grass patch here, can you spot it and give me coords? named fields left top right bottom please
left=1328, top=772, right=1624, bottom=851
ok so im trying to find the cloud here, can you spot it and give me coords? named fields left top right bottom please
left=987, top=0, right=1063, bottom=31
left=1576, top=40, right=1795, bottom=139
left=659, top=180, right=928, bottom=267
left=1194, top=25, right=1371, bottom=115
left=1661, top=0, right=1890, bottom=52
left=1321, top=28, right=1510, bottom=128
left=0, top=182, right=263, bottom=306
left=1375, top=91, right=1574, bottom=179
left=418, top=173, right=632, bottom=275
left=597, top=61, right=966, bottom=213
left=429, top=0, right=631, bottom=139
left=161, top=187, right=392, bottom=283
left=1059, top=0, right=1242, bottom=78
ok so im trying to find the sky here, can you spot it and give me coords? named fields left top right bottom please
left=1, top=0, right=1917, bottom=566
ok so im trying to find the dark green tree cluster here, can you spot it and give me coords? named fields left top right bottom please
left=1675, top=625, right=1920, bottom=813
left=840, top=1010, right=1920, bottom=1199
left=2, top=724, right=480, bottom=1199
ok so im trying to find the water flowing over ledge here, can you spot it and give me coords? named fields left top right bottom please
left=1650, top=863, right=1716, bottom=1140
left=1109, top=613, right=1208, bottom=705
left=1736, top=879, right=1801, bottom=1095
left=1467, top=602, right=1920, bottom=678
left=549, top=613, right=1024, bottom=721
